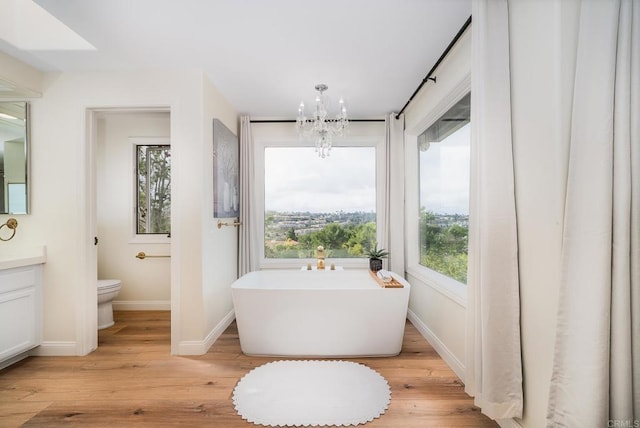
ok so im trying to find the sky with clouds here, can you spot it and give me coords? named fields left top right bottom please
left=264, top=123, right=470, bottom=216
left=264, top=147, right=376, bottom=213
left=419, top=123, right=470, bottom=215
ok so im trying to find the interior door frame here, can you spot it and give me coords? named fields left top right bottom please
left=81, top=106, right=173, bottom=354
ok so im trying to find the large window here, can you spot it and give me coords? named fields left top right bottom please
left=418, top=93, right=470, bottom=283
left=136, top=144, right=171, bottom=235
left=264, top=146, right=377, bottom=259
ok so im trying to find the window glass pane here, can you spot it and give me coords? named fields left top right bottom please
left=264, top=147, right=376, bottom=259
left=418, top=93, right=470, bottom=283
left=137, top=145, right=171, bottom=234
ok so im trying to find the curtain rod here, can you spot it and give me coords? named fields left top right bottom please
left=250, top=119, right=385, bottom=123
left=395, top=15, right=472, bottom=120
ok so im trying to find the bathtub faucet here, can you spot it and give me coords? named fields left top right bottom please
left=316, top=245, right=326, bottom=270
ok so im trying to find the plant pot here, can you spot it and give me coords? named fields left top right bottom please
left=369, top=258, right=383, bottom=272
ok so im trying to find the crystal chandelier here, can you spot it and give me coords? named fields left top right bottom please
left=296, top=84, right=348, bottom=158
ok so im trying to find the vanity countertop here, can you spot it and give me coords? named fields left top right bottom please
left=0, top=245, right=46, bottom=270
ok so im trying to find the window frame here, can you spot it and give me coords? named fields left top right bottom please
left=253, top=123, right=386, bottom=270
left=405, top=76, right=470, bottom=306
left=129, top=136, right=171, bottom=244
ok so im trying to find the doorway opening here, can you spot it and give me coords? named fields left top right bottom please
left=86, top=107, right=172, bottom=353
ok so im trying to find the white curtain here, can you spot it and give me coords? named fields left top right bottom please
left=382, top=113, right=405, bottom=274
left=466, top=0, right=523, bottom=420
left=238, top=116, right=259, bottom=276
left=547, top=1, right=639, bottom=426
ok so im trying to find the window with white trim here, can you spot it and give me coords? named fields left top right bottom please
left=136, top=144, right=171, bottom=235
left=263, top=146, right=377, bottom=259
left=253, top=123, right=386, bottom=268
left=418, top=93, right=470, bottom=284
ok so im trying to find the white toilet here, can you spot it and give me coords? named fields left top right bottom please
left=97, top=279, right=122, bottom=329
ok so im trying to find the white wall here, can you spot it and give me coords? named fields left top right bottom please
left=200, top=76, right=238, bottom=346
left=96, top=112, right=171, bottom=309
left=0, top=51, right=42, bottom=97
left=403, top=29, right=471, bottom=381
left=0, top=66, right=237, bottom=356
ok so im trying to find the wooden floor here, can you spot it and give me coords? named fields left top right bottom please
left=1, top=311, right=497, bottom=427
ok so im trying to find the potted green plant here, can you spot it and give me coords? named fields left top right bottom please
left=365, top=244, right=389, bottom=272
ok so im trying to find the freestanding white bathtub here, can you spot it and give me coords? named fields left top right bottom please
left=231, top=269, right=410, bottom=357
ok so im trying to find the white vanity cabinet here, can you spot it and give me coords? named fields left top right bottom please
left=0, top=263, right=43, bottom=367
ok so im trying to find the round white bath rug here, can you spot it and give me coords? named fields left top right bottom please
left=232, top=360, right=391, bottom=427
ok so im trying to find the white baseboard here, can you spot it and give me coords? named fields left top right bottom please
left=2, top=341, right=78, bottom=367
left=407, top=309, right=466, bottom=382
left=0, top=351, right=31, bottom=370
left=112, top=300, right=171, bottom=311
left=30, top=341, right=78, bottom=356
left=178, top=309, right=235, bottom=355
left=497, top=418, right=524, bottom=428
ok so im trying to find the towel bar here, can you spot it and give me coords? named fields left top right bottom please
left=217, top=220, right=242, bottom=229
left=135, top=251, right=170, bottom=260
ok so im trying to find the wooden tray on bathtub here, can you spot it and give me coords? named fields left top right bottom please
left=369, top=270, right=404, bottom=288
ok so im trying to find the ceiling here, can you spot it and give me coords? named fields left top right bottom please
left=1, top=0, right=471, bottom=119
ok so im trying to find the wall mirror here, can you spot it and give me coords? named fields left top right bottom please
left=0, top=102, right=29, bottom=214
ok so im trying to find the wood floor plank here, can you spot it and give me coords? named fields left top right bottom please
left=21, top=400, right=243, bottom=427
left=0, top=310, right=498, bottom=427
left=0, top=401, right=52, bottom=428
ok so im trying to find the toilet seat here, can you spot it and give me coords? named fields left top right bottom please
left=98, top=279, right=121, bottom=293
